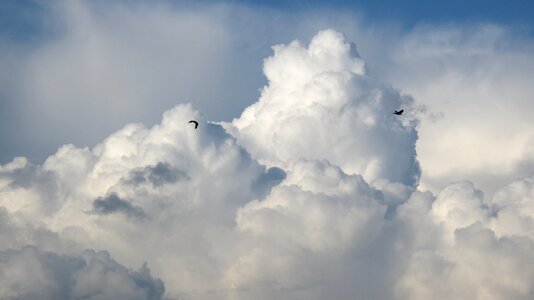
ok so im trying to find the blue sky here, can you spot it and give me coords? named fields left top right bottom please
left=236, top=0, right=534, bottom=25
left=2, top=0, right=534, bottom=42
left=0, top=0, right=46, bottom=41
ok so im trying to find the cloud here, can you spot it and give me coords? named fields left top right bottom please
left=396, top=176, right=534, bottom=300
left=125, top=162, right=189, bottom=188
left=3, top=1, right=533, bottom=199
left=1, top=27, right=534, bottom=300
left=0, top=102, right=285, bottom=297
left=225, top=29, right=421, bottom=186
left=0, top=0, right=261, bottom=162
left=373, top=23, right=534, bottom=196
left=0, top=246, right=164, bottom=300
left=226, top=159, right=389, bottom=299
left=92, top=193, right=146, bottom=219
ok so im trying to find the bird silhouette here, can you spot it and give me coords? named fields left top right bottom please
left=394, top=109, right=404, bottom=115
left=188, top=120, right=199, bottom=129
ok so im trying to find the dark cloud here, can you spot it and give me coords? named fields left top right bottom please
left=92, top=193, right=145, bottom=219
left=252, top=167, right=286, bottom=199
left=148, top=162, right=185, bottom=187
left=205, top=123, right=231, bottom=144
left=127, top=162, right=188, bottom=188
left=0, top=159, right=58, bottom=198
left=0, top=158, right=60, bottom=214
left=0, top=246, right=165, bottom=300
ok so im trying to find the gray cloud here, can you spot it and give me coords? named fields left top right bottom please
left=0, top=157, right=62, bottom=215
left=0, top=246, right=165, bottom=300
left=92, top=193, right=145, bottom=219
left=252, top=167, right=286, bottom=199
left=0, top=0, right=269, bottom=163
left=127, top=162, right=189, bottom=188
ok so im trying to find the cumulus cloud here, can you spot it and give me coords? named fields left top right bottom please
left=226, top=159, right=389, bottom=299
left=3, top=0, right=534, bottom=202
left=125, top=162, right=189, bottom=188
left=0, top=246, right=164, bottom=300
left=0, top=102, right=284, bottom=298
left=396, top=177, right=534, bottom=300
left=1, top=28, right=534, bottom=300
left=92, top=193, right=146, bottom=219
left=226, top=29, right=421, bottom=186
left=375, top=24, right=534, bottom=196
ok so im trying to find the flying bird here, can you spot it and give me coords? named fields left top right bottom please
left=188, top=120, right=199, bottom=129
left=394, top=109, right=404, bottom=115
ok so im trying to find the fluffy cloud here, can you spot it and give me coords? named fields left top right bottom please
left=0, top=246, right=164, bottom=300
left=226, top=29, right=421, bottom=186
left=1, top=28, right=534, bottom=300
left=396, top=177, right=534, bottom=300
left=225, top=159, right=389, bottom=299
left=3, top=1, right=534, bottom=202
left=376, top=24, right=534, bottom=196
left=0, top=103, right=284, bottom=298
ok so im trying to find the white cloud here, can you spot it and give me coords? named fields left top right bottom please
left=225, top=159, right=388, bottom=299
left=397, top=177, right=534, bottom=300
left=4, top=2, right=533, bottom=199
left=1, top=22, right=534, bottom=300
left=375, top=23, right=534, bottom=196
left=0, top=103, right=284, bottom=298
left=226, top=29, right=421, bottom=186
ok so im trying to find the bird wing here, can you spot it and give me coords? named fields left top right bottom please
left=188, top=120, right=199, bottom=129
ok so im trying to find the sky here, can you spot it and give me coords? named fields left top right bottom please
left=235, top=0, right=534, bottom=26
left=1, top=1, right=534, bottom=299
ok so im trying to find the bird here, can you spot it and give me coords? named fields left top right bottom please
left=394, top=109, right=404, bottom=115
left=188, top=120, right=199, bottom=129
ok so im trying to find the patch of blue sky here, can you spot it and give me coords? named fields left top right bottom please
left=2, top=0, right=534, bottom=43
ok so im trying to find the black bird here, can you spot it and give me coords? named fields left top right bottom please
left=188, top=120, right=199, bottom=129
left=394, top=109, right=404, bottom=115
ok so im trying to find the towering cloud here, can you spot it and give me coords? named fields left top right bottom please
left=227, top=29, right=421, bottom=186
left=1, top=29, right=534, bottom=300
